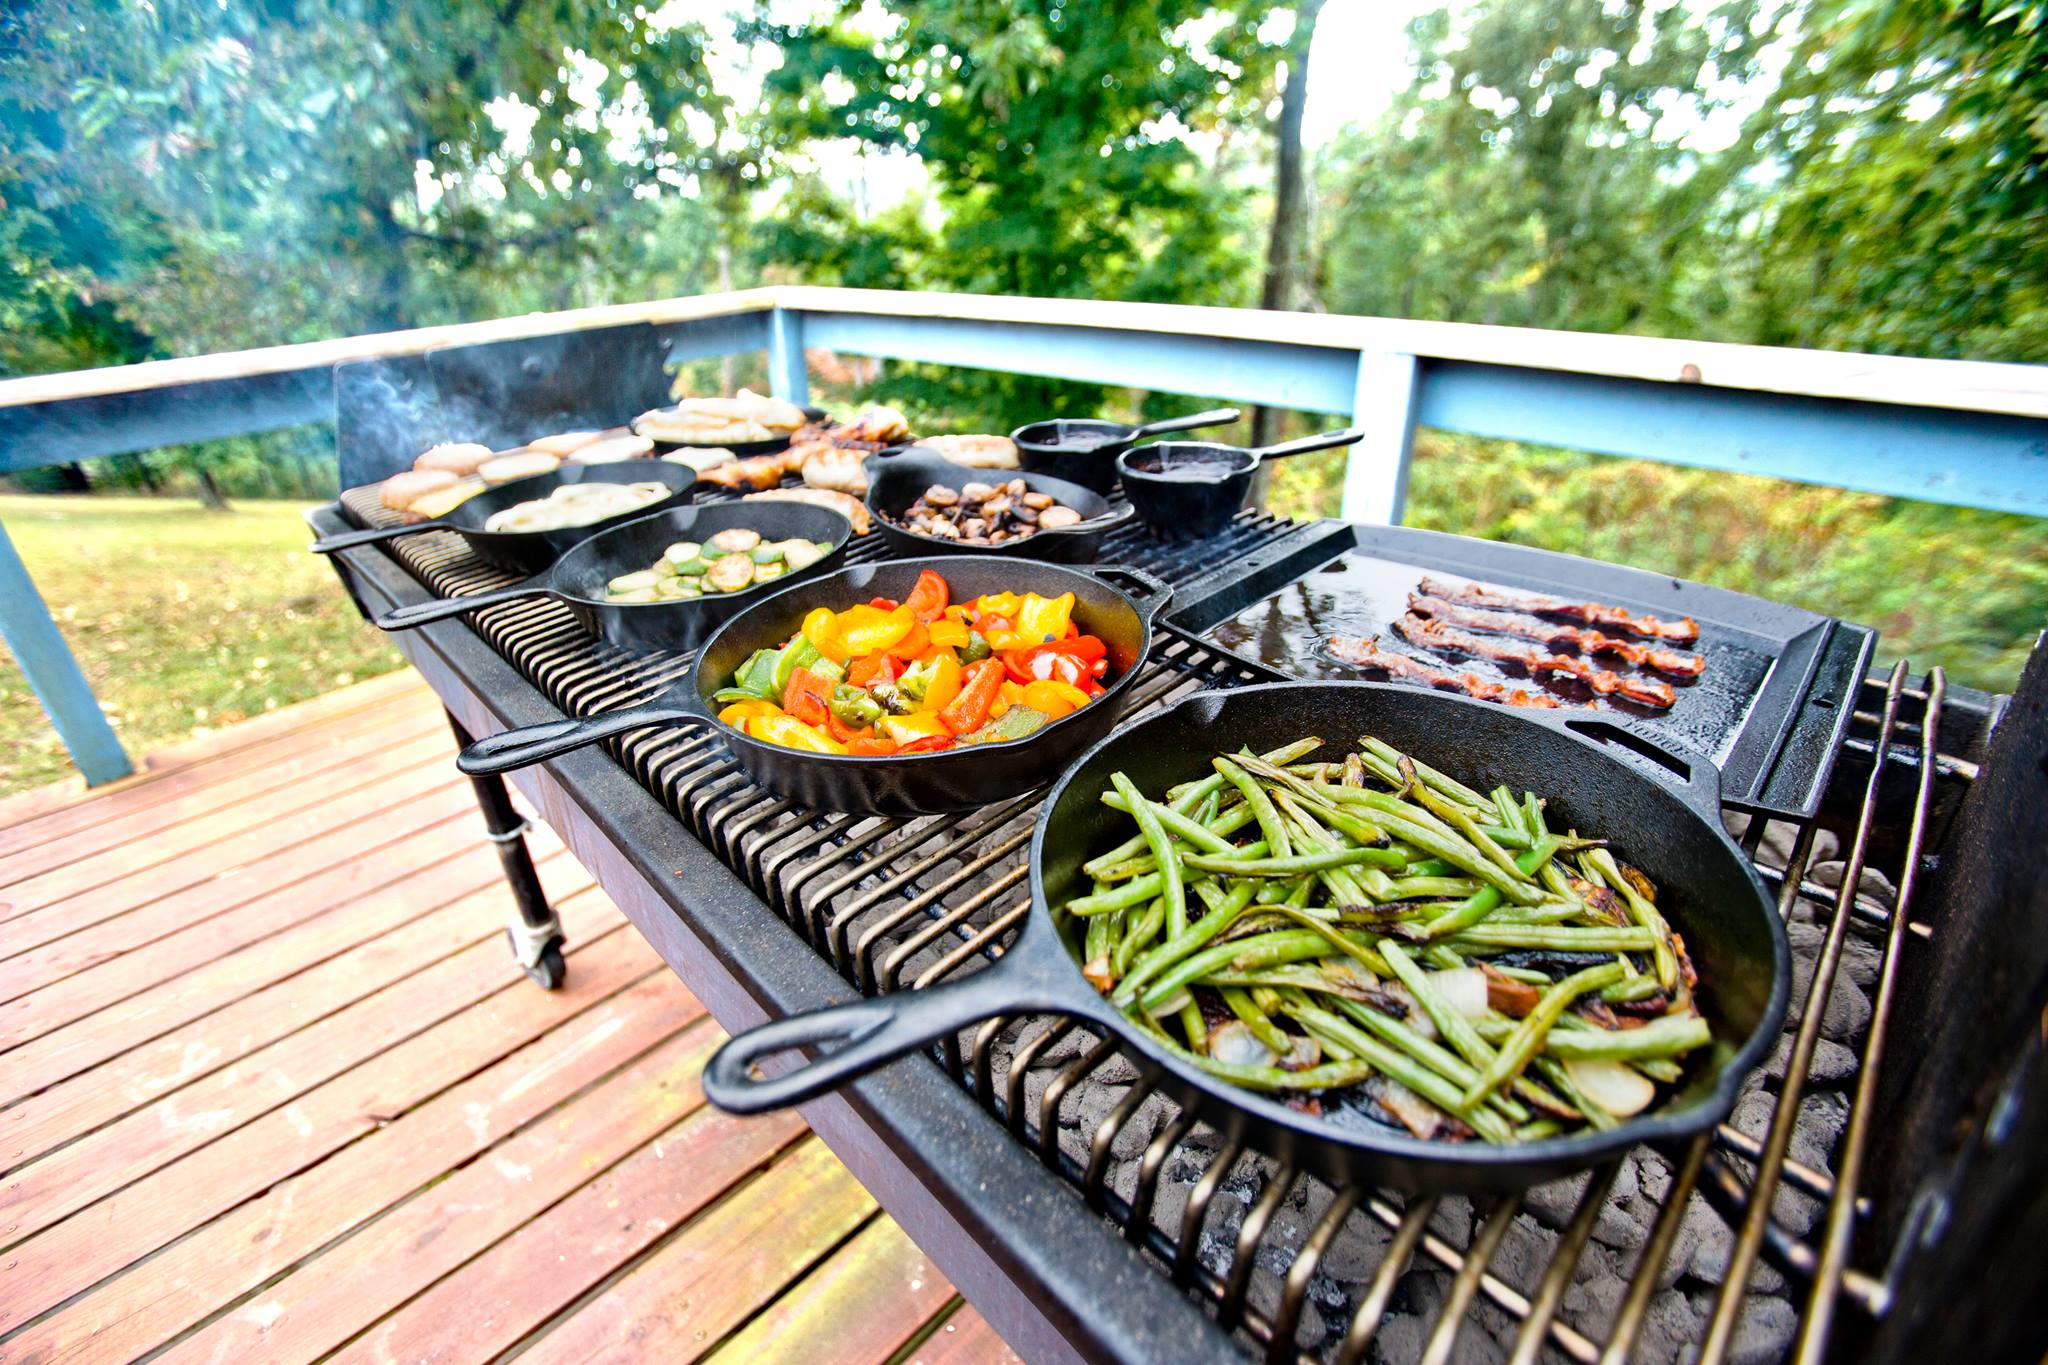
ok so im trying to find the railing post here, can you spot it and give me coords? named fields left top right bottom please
left=1340, top=351, right=1421, bottom=525
left=0, top=515, right=133, bottom=785
left=768, top=308, right=810, bottom=407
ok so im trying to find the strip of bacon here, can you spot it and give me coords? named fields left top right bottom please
left=1407, top=594, right=1706, bottom=677
left=1417, top=575, right=1700, bottom=643
left=1327, top=636, right=1562, bottom=708
left=1394, top=615, right=1678, bottom=708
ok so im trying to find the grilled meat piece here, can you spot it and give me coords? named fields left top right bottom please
left=1394, top=614, right=1678, bottom=709
left=1326, top=636, right=1562, bottom=708
left=1407, top=593, right=1705, bottom=677
left=1417, top=575, right=1700, bottom=643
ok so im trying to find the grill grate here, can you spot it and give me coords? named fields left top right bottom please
left=339, top=482, right=1956, bottom=1362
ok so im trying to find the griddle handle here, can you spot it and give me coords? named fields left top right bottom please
left=703, top=968, right=1049, bottom=1114
left=372, top=581, right=547, bottom=632
left=308, top=521, right=437, bottom=555
left=456, top=704, right=702, bottom=776
left=1559, top=717, right=1724, bottom=815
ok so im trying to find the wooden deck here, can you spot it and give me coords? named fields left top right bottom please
left=0, top=671, right=1020, bottom=1365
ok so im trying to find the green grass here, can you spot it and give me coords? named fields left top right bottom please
left=0, top=495, right=408, bottom=795
left=1266, top=433, right=2048, bottom=695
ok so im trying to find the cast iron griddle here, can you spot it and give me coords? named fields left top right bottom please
left=1163, top=521, right=1874, bottom=819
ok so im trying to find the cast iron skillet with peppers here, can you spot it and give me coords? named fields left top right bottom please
left=456, top=557, right=1174, bottom=815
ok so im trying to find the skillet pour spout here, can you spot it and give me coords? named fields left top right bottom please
left=703, top=681, right=1789, bottom=1193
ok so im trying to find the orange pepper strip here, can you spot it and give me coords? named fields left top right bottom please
left=938, top=659, right=1005, bottom=735
left=886, top=621, right=930, bottom=662
left=782, top=666, right=832, bottom=727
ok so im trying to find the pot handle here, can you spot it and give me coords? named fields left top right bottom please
left=1127, top=407, right=1242, bottom=441
left=1085, top=564, right=1174, bottom=621
left=1248, top=427, right=1368, bottom=462
left=704, top=964, right=1050, bottom=1114
left=1556, top=716, right=1724, bottom=815
left=372, top=580, right=550, bottom=632
left=307, top=520, right=439, bottom=555
left=456, top=701, right=705, bottom=776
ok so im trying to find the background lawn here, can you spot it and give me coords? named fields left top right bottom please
left=1, top=495, right=407, bottom=795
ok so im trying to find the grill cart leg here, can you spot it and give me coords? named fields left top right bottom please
left=445, top=709, right=565, bottom=990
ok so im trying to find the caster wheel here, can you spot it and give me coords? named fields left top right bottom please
left=509, top=929, right=567, bottom=990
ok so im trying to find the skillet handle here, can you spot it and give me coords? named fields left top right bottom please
left=456, top=702, right=705, bottom=776
left=307, top=521, right=438, bottom=555
left=1128, top=407, right=1242, bottom=441
left=704, top=968, right=1046, bottom=1114
left=1085, top=564, right=1174, bottom=622
left=373, top=580, right=549, bottom=632
left=1556, top=716, right=1724, bottom=815
left=1248, top=427, right=1368, bottom=462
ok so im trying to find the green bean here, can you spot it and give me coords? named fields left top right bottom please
left=1630, top=1056, right=1685, bottom=1084
left=1360, top=736, right=1492, bottom=811
left=1114, top=898, right=1166, bottom=977
left=1515, top=1119, right=1566, bottom=1141
left=1220, top=986, right=1294, bottom=1054
left=1065, top=872, right=1168, bottom=917
left=1584, top=848, right=1680, bottom=992
left=1178, top=998, right=1207, bottom=1051
left=1215, top=756, right=1293, bottom=859
left=1325, top=995, right=1532, bottom=1121
left=1164, top=1047, right=1379, bottom=1093
left=1533, top=1056, right=1618, bottom=1131
left=1461, top=963, right=1627, bottom=1107
left=1415, top=784, right=1530, bottom=886
left=1282, top=1002, right=1513, bottom=1141
left=1100, top=789, right=1242, bottom=855
left=1541, top=1014, right=1710, bottom=1061
left=1260, top=903, right=1389, bottom=974
left=1135, top=929, right=1338, bottom=1012
left=1269, top=791, right=1379, bottom=906
left=1439, top=925, right=1659, bottom=952
left=1110, top=883, right=1258, bottom=1007
left=1112, top=771, right=1187, bottom=937
left=1378, top=941, right=1501, bottom=1075
left=1385, top=875, right=1483, bottom=900
left=1183, top=846, right=1409, bottom=876
left=1308, top=786, right=1544, bottom=907
left=1600, top=974, right=1666, bottom=1003
left=1492, top=786, right=1527, bottom=838
left=1083, top=908, right=1114, bottom=966
left=1403, top=857, right=1457, bottom=878
left=1418, top=839, right=1564, bottom=940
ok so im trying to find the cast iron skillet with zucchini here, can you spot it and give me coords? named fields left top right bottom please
left=368, top=502, right=852, bottom=653
left=309, top=461, right=698, bottom=575
left=699, top=681, right=1789, bottom=1193
left=455, top=557, right=1174, bottom=815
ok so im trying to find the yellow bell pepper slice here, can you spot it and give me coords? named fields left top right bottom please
left=1016, top=592, right=1075, bottom=644
left=836, top=603, right=916, bottom=657
left=879, top=712, right=950, bottom=744
left=927, top=618, right=970, bottom=650
left=918, top=653, right=964, bottom=713
left=988, top=678, right=1027, bottom=720
left=801, top=607, right=850, bottom=664
left=974, top=592, right=1022, bottom=619
left=719, top=699, right=783, bottom=729
left=746, top=713, right=847, bottom=754
left=1020, top=679, right=1091, bottom=720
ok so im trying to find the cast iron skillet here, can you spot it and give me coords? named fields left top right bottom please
left=1011, top=408, right=1241, bottom=493
left=309, top=461, right=698, bottom=576
left=456, top=556, right=1175, bottom=816
left=1119, top=429, right=1366, bottom=541
left=365, top=502, right=854, bottom=654
left=699, top=681, right=1790, bottom=1193
left=865, top=448, right=1134, bottom=564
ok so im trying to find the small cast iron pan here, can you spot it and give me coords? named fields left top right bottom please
left=456, top=557, right=1175, bottom=816
left=1011, top=408, right=1241, bottom=494
left=1119, top=428, right=1366, bottom=541
left=865, top=448, right=1133, bottom=564
left=309, top=461, right=698, bottom=576
left=700, top=682, right=1789, bottom=1194
left=366, top=502, right=854, bottom=654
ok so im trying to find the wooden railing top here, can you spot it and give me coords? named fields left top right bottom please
left=2, top=284, right=2045, bottom=419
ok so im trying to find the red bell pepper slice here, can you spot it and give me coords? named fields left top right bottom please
left=824, top=709, right=873, bottom=745
left=895, top=735, right=956, bottom=754
left=938, top=658, right=1005, bottom=736
left=782, top=666, right=832, bottom=727
left=868, top=597, right=900, bottom=611
left=848, top=735, right=898, bottom=756
left=904, top=570, right=950, bottom=623
left=846, top=652, right=897, bottom=688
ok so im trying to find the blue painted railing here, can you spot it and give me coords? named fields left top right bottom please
left=4, top=286, right=2045, bottom=784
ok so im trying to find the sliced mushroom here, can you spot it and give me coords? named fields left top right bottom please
left=1037, top=506, right=1082, bottom=530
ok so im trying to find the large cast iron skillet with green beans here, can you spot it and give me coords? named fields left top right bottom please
left=703, top=681, right=1789, bottom=1193
left=455, top=556, right=1173, bottom=817
left=367, top=502, right=853, bottom=653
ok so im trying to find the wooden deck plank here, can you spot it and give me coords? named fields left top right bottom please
left=701, top=1213, right=958, bottom=1365
left=159, top=1021, right=733, bottom=1363
left=0, top=669, right=428, bottom=838
left=0, top=843, right=583, bottom=1169
left=514, top=1138, right=881, bottom=1365
left=0, top=786, right=484, bottom=1049
left=0, top=698, right=446, bottom=887
left=0, top=885, right=620, bottom=1243
left=0, top=727, right=457, bottom=931
left=337, top=1106, right=811, bottom=1365
left=0, top=951, right=688, bottom=1355
left=0, top=818, right=563, bottom=1106
left=906, top=1305, right=1028, bottom=1365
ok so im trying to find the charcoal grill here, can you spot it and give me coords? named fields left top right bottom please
left=313, top=475, right=2026, bottom=1364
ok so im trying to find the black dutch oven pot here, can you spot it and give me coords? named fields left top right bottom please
left=700, top=682, right=1790, bottom=1193
left=456, top=557, right=1174, bottom=816
left=309, top=461, right=698, bottom=576
left=865, top=448, right=1133, bottom=564
left=365, top=502, right=855, bottom=653
left=1010, top=408, right=1240, bottom=494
